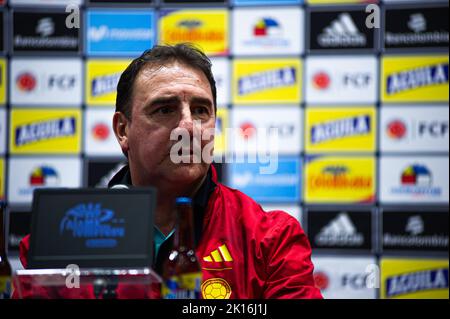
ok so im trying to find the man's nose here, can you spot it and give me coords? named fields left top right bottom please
left=178, top=107, right=194, bottom=133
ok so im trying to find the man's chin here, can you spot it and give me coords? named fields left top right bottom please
left=169, top=162, right=208, bottom=182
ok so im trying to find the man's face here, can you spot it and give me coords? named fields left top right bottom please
left=116, top=61, right=216, bottom=189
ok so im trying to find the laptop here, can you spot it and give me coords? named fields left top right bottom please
left=28, top=188, right=156, bottom=269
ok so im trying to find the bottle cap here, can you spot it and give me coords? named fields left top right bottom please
left=176, top=197, right=192, bottom=205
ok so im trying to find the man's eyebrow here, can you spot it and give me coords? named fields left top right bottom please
left=144, top=96, right=181, bottom=109
left=144, top=96, right=213, bottom=109
left=191, top=97, right=213, bottom=108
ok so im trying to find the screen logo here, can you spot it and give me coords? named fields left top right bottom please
left=59, top=203, right=125, bottom=248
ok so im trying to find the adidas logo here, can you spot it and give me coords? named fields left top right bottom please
left=203, top=244, right=233, bottom=263
left=318, top=13, right=366, bottom=48
left=315, top=213, right=364, bottom=246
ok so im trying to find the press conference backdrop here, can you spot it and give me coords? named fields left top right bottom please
left=0, top=0, right=449, bottom=299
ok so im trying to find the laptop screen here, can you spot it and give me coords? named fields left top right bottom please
left=28, top=188, right=156, bottom=269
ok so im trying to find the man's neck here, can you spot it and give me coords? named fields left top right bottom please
left=152, top=174, right=207, bottom=237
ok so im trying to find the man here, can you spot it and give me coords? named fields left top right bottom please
left=17, top=44, right=322, bottom=299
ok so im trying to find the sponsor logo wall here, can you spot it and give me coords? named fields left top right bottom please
left=379, top=156, right=449, bottom=204
left=0, top=58, right=6, bottom=104
left=85, top=59, right=131, bottom=105
left=229, top=156, right=301, bottom=203
left=84, top=108, right=122, bottom=156
left=1, top=0, right=448, bottom=299
left=0, top=157, right=4, bottom=201
left=12, top=10, right=80, bottom=53
left=86, top=10, right=155, bottom=57
left=0, top=11, right=4, bottom=53
left=305, top=56, right=377, bottom=104
left=10, top=58, right=82, bottom=106
left=262, top=204, right=301, bottom=222
left=158, top=9, right=228, bottom=56
left=381, top=55, right=449, bottom=103
left=8, top=157, right=82, bottom=205
left=233, top=58, right=302, bottom=104
left=383, top=5, right=449, bottom=51
left=380, top=106, right=449, bottom=153
left=305, top=106, right=376, bottom=153
left=306, top=209, right=373, bottom=252
left=10, top=108, right=82, bottom=154
left=0, top=108, right=6, bottom=154
left=380, top=258, right=448, bottom=299
left=381, top=209, right=448, bottom=253
left=213, top=107, right=229, bottom=156
left=312, top=256, right=378, bottom=299
left=304, top=155, right=376, bottom=204
left=232, top=7, right=304, bottom=56
left=307, top=8, right=377, bottom=52
left=231, top=105, right=302, bottom=155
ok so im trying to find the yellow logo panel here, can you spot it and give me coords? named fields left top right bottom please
left=305, top=106, right=376, bottom=153
left=381, top=55, right=449, bottom=102
left=10, top=109, right=81, bottom=154
left=86, top=60, right=131, bottom=106
left=381, top=258, right=449, bottom=299
left=0, top=158, right=4, bottom=200
left=214, top=107, right=228, bottom=156
left=305, top=156, right=375, bottom=204
left=0, top=59, right=6, bottom=105
left=233, top=59, right=302, bottom=104
left=159, top=9, right=229, bottom=56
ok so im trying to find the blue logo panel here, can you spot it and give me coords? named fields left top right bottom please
left=228, top=156, right=301, bottom=203
left=86, top=10, right=155, bottom=56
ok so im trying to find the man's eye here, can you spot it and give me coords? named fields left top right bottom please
left=193, top=107, right=209, bottom=115
left=155, top=107, right=174, bottom=115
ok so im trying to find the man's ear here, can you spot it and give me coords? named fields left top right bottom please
left=112, top=112, right=130, bottom=154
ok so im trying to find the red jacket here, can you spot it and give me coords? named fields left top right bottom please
left=15, top=166, right=322, bottom=299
